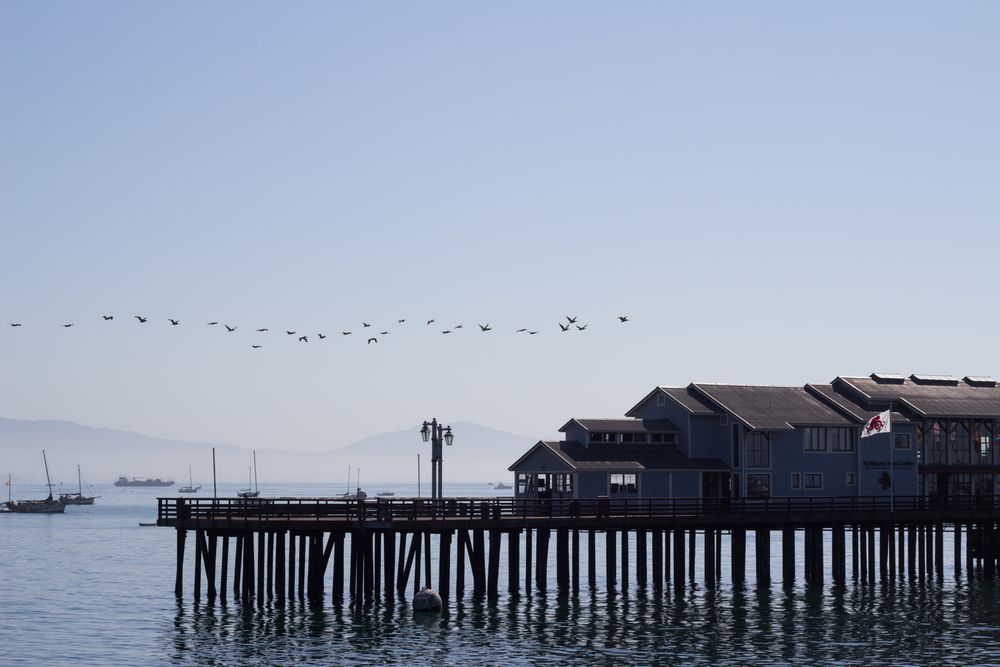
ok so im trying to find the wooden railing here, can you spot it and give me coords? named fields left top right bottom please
left=157, top=494, right=1000, bottom=525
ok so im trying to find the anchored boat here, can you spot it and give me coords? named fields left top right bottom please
left=237, top=451, right=260, bottom=498
left=60, top=464, right=99, bottom=505
left=6, top=450, right=66, bottom=513
left=178, top=467, right=201, bottom=494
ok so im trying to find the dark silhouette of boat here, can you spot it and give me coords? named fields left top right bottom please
left=60, top=464, right=99, bottom=505
left=7, top=451, right=66, bottom=513
left=114, top=476, right=174, bottom=487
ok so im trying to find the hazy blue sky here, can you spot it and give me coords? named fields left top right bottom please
left=2, top=2, right=998, bottom=452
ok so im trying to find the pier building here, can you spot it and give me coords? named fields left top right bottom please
left=509, top=373, right=999, bottom=502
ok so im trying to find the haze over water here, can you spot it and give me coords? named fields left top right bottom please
left=3, top=483, right=999, bottom=666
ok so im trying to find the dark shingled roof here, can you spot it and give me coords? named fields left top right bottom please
left=835, top=375, right=1000, bottom=418
left=527, top=441, right=728, bottom=472
left=805, top=383, right=910, bottom=424
left=624, top=386, right=721, bottom=417
left=691, top=383, right=855, bottom=431
left=559, top=418, right=680, bottom=433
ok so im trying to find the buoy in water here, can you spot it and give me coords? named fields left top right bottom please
left=412, top=587, right=442, bottom=612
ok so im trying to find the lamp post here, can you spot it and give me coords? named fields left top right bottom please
left=420, top=418, right=454, bottom=500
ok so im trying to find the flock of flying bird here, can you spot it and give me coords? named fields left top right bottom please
left=7, top=314, right=631, bottom=348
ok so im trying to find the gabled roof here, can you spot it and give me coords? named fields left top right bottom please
left=834, top=374, right=1000, bottom=418
left=805, top=383, right=910, bottom=424
left=510, top=440, right=728, bottom=472
left=508, top=441, right=576, bottom=471
left=690, top=383, right=855, bottom=431
left=624, top=386, right=720, bottom=417
left=558, top=418, right=680, bottom=433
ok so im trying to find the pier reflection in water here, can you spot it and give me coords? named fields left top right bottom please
left=163, top=576, right=1000, bottom=666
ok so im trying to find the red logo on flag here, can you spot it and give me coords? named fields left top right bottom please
left=865, top=414, right=886, bottom=435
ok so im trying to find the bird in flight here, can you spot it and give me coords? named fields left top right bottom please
left=62, top=323, right=74, bottom=328
left=207, top=322, right=218, bottom=326
left=102, top=315, right=114, bottom=321
left=558, top=323, right=570, bottom=332
left=397, top=319, right=406, bottom=324
left=10, top=323, right=22, bottom=327
left=168, top=319, right=180, bottom=326
left=576, top=324, right=588, bottom=331
left=285, top=331, right=296, bottom=335
left=251, top=345, right=262, bottom=349
left=256, top=328, right=269, bottom=332
left=566, top=316, right=578, bottom=324
left=454, top=324, right=464, bottom=329
left=298, top=336, right=308, bottom=342
left=441, top=330, right=452, bottom=334
left=362, top=322, right=371, bottom=328
left=618, top=316, right=629, bottom=323
left=515, top=328, right=526, bottom=333
left=341, top=331, right=352, bottom=336
left=225, top=325, right=237, bottom=332
left=135, top=315, right=148, bottom=323
left=528, top=331, right=539, bottom=335
left=367, top=337, right=377, bottom=345
left=317, top=333, right=326, bottom=339
left=379, top=331, right=389, bottom=335
left=426, top=319, right=435, bottom=325
left=479, top=324, right=492, bottom=332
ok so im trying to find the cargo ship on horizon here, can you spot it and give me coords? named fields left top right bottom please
left=113, top=476, right=174, bottom=487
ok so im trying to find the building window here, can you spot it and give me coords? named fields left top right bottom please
left=978, top=435, right=993, bottom=463
left=846, top=472, right=856, bottom=487
left=790, top=473, right=801, bottom=490
left=804, top=473, right=823, bottom=490
left=657, top=394, right=667, bottom=406
left=831, top=428, right=856, bottom=452
left=803, top=427, right=856, bottom=452
left=610, top=473, right=637, bottom=494
left=553, top=473, right=574, bottom=494
left=621, top=432, right=647, bottom=444
left=803, top=428, right=827, bottom=452
left=589, top=432, right=615, bottom=444
left=516, top=473, right=535, bottom=494
left=651, top=432, right=678, bottom=445
left=746, top=432, right=770, bottom=468
left=921, top=421, right=947, bottom=465
left=746, top=473, right=770, bottom=498
left=894, top=433, right=911, bottom=450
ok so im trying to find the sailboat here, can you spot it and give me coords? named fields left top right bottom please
left=237, top=451, right=260, bottom=498
left=178, top=466, right=201, bottom=494
left=6, top=450, right=66, bottom=513
left=59, top=464, right=99, bottom=505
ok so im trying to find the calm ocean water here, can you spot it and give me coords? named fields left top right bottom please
left=3, top=482, right=1000, bottom=666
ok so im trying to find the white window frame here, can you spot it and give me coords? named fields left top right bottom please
left=803, top=472, right=823, bottom=490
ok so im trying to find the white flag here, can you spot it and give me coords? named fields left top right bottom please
left=861, top=410, right=891, bottom=439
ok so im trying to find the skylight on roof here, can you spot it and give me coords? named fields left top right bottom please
left=870, top=373, right=906, bottom=384
left=964, top=376, right=997, bottom=387
left=910, top=374, right=960, bottom=386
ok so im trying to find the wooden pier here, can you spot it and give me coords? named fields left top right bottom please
left=158, top=496, right=1000, bottom=607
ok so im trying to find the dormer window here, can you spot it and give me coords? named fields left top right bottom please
left=621, top=433, right=647, bottom=444
left=650, top=433, right=678, bottom=445
left=589, top=432, right=616, bottom=443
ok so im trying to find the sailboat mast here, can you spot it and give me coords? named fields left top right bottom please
left=43, top=450, right=53, bottom=500
left=253, top=450, right=258, bottom=492
left=78, top=464, right=83, bottom=495
left=346, top=465, right=351, bottom=495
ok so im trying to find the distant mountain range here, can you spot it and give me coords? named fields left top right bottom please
left=0, top=417, right=536, bottom=485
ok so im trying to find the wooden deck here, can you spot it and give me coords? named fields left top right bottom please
left=157, top=495, right=1000, bottom=607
